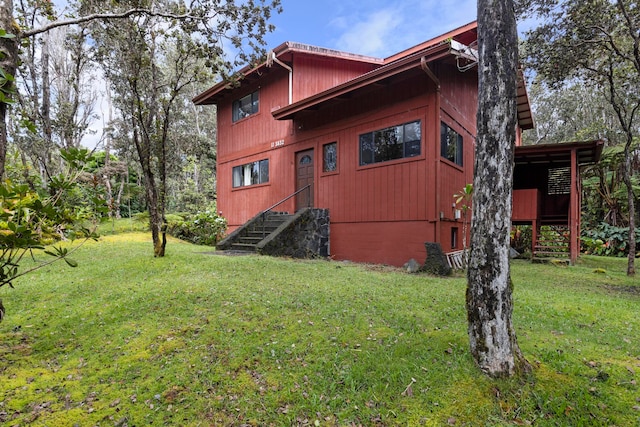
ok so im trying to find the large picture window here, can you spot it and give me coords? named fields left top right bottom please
left=359, top=120, right=421, bottom=166
left=232, top=159, right=269, bottom=188
left=232, top=90, right=259, bottom=122
left=440, top=122, right=463, bottom=166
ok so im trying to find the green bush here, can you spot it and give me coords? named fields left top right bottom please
left=0, top=147, right=106, bottom=289
left=510, top=225, right=532, bottom=254
left=167, top=210, right=227, bottom=246
left=131, top=212, right=185, bottom=227
left=582, top=222, right=640, bottom=256
left=131, top=209, right=227, bottom=246
left=132, top=211, right=149, bottom=224
left=164, top=213, right=184, bottom=224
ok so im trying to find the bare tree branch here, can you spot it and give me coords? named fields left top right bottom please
left=20, top=8, right=200, bottom=38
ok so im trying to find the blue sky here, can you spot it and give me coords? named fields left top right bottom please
left=263, top=0, right=478, bottom=58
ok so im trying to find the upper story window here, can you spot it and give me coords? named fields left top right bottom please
left=232, top=90, right=259, bottom=122
left=359, top=120, right=421, bottom=166
left=232, top=159, right=269, bottom=188
left=323, top=142, right=338, bottom=172
left=440, top=122, right=463, bottom=166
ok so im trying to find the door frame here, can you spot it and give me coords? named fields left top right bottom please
left=295, top=148, right=314, bottom=211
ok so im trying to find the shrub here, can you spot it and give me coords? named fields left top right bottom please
left=132, top=211, right=149, bottom=225
left=165, top=213, right=184, bottom=224
left=167, top=210, right=227, bottom=246
left=581, top=222, right=640, bottom=257
left=0, top=147, right=106, bottom=290
left=510, top=225, right=532, bottom=254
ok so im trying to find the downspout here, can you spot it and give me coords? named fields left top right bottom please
left=269, top=51, right=293, bottom=105
left=421, top=57, right=440, bottom=91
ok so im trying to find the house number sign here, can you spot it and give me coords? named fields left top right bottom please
left=270, top=139, right=285, bottom=149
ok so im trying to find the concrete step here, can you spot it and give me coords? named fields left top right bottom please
left=534, top=251, right=569, bottom=256
left=230, top=243, right=257, bottom=252
left=238, top=236, right=263, bottom=243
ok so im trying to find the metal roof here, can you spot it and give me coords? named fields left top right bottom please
left=515, top=140, right=604, bottom=166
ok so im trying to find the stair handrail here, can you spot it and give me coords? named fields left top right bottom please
left=260, top=184, right=311, bottom=237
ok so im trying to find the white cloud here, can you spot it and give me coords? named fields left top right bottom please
left=332, top=8, right=402, bottom=57
left=328, top=0, right=478, bottom=58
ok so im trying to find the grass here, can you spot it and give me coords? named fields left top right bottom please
left=95, top=217, right=149, bottom=235
left=0, top=232, right=638, bottom=426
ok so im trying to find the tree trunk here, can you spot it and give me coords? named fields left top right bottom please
left=466, top=0, right=531, bottom=378
left=0, top=102, right=9, bottom=179
left=153, top=49, right=167, bottom=258
left=0, top=0, right=18, bottom=179
left=131, top=111, right=165, bottom=258
left=41, top=33, right=52, bottom=150
left=104, top=84, right=115, bottom=218
left=623, top=145, right=636, bottom=276
left=115, top=175, right=124, bottom=219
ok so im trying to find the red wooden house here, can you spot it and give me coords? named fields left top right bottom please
left=193, top=22, right=598, bottom=266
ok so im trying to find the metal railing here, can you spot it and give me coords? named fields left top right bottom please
left=260, top=184, right=311, bottom=237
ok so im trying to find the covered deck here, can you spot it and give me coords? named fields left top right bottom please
left=512, top=140, right=604, bottom=264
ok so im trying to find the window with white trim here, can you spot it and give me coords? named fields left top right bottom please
left=232, top=159, right=269, bottom=188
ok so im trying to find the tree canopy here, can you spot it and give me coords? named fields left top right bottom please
left=0, top=0, right=282, bottom=257
left=520, top=0, right=638, bottom=275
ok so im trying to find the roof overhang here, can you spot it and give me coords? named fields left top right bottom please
left=271, top=41, right=453, bottom=121
left=517, top=69, right=534, bottom=130
left=192, top=42, right=382, bottom=106
left=515, top=140, right=604, bottom=166
left=271, top=40, right=533, bottom=130
left=193, top=20, right=535, bottom=131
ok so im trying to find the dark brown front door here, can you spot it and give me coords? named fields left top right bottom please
left=295, top=149, right=314, bottom=211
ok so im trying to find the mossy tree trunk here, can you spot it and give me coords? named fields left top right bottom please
left=0, top=0, right=18, bottom=179
left=466, top=0, right=531, bottom=378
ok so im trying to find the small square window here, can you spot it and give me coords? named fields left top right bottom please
left=323, top=142, right=338, bottom=172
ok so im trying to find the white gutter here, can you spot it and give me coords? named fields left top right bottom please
left=268, top=51, right=293, bottom=105
left=449, top=40, right=478, bottom=62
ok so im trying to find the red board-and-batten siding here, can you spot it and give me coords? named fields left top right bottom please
left=216, top=53, right=380, bottom=225
left=195, top=23, right=529, bottom=266
left=215, top=50, right=383, bottom=213
left=215, top=64, right=477, bottom=266
left=438, top=64, right=478, bottom=251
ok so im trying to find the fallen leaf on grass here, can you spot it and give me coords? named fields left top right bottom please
left=277, top=405, right=289, bottom=414
left=401, top=378, right=416, bottom=397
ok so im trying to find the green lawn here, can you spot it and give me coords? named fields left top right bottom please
left=0, top=233, right=638, bottom=426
